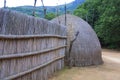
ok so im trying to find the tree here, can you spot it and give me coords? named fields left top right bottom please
left=74, top=0, right=120, bottom=49
left=45, top=13, right=56, bottom=20
left=74, top=7, right=87, bottom=20
left=95, top=0, right=120, bottom=48
left=74, top=0, right=101, bottom=27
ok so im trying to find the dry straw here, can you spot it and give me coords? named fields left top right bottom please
left=51, top=14, right=103, bottom=67
left=0, top=9, right=67, bottom=80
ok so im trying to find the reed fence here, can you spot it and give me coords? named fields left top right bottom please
left=0, top=9, right=67, bottom=80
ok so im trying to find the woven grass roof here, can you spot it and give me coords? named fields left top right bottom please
left=51, top=14, right=103, bottom=66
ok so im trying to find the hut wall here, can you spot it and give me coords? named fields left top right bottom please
left=0, top=9, right=66, bottom=80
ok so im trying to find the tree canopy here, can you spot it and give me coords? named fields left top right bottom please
left=45, top=13, right=56, bottom=20
left=74, top=0, right=120, bottom=49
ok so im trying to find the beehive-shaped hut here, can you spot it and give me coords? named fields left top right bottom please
left=51, top=14, right=103, bottom=66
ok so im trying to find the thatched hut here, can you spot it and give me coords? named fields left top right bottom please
left=51, top=14, right=103, bottom=67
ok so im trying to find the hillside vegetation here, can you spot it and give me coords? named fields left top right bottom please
left=9, top=0, right=85, bottom=17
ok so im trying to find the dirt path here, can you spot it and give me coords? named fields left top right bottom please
left=49, top=49, right=120, bottom=80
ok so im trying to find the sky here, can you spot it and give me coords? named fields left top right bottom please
left=0, top=0, right=75, bottom=7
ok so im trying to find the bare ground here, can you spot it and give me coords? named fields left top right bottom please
left=49, top=49, right=120, bottom=80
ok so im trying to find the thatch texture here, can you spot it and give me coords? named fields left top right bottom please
left=0, top=9, right=66, bottom=80
left=51, top=14, right=103, bottom=67
left=0, top=9, right=66, bottom=36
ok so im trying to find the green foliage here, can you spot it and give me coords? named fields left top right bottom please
left=74, top=7, right=87, bottom=19
left=74, top=0, right=101, bottom=27
left=74, top=0, right=120, bottom=49
left=95, top=0, right=120, bottom=48
left=45, top=13, right=56, bottom=20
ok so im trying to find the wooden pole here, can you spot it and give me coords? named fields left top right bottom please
left=41, top=0, right=46, bottom=18
left=65, top=2, right=67, bottom=26
left=32, top=0, right=37, bottom=16
left=4, top=0, right=6, bottom=8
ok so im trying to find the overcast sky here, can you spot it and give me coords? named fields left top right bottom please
left=0, top=0, right=75, bottom=7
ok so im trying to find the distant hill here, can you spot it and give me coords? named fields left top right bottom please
left=9, top=0, right=85, bottom=17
